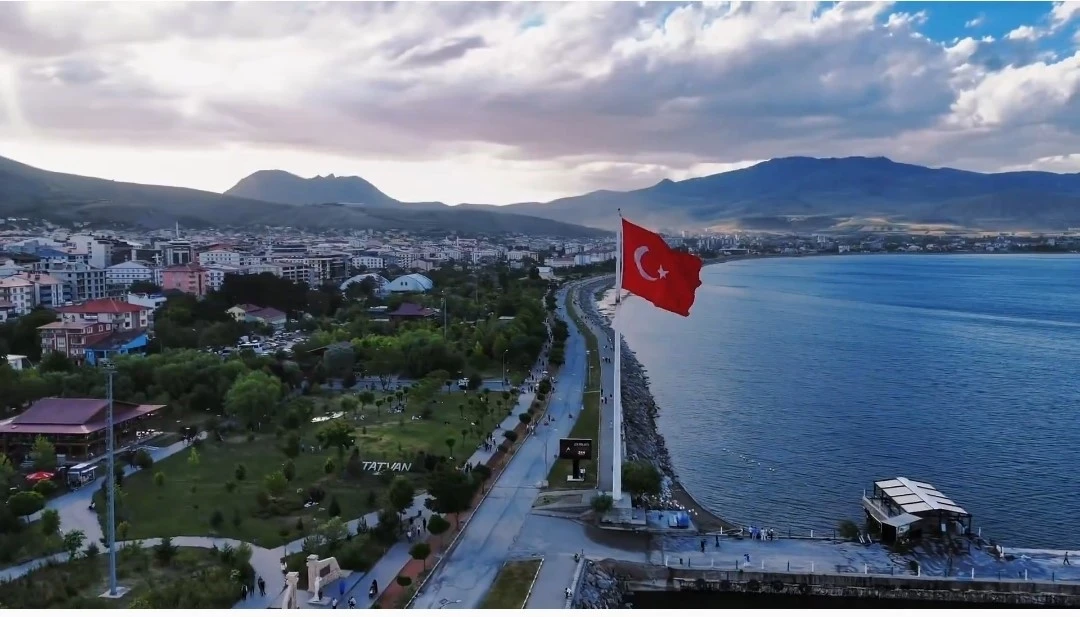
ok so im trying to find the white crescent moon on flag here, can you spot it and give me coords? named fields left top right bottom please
left=633, top=246, right=658, bottom=282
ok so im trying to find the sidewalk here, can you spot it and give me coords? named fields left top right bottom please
left=525, top=553, right=579, bottom=609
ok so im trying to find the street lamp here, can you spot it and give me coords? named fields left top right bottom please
left=501, top=349, right=509, bottom=386
left=101, top=360, right=119, bottom=597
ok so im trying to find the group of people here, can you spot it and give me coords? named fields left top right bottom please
left=240, top=576, right=267, bottom=600
left=748, top=526, right=777, bottom=541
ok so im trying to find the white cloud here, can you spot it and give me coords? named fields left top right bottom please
left=1005, top=25, right=1041, bottom=41
left=964, top=14, right=985, bottom=28
left=1050, top=1, right=1080, bottom=29
left=0, top=2, right=1078, bottom=205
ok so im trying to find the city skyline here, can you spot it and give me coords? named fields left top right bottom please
left=1, top=1, right=1079, bottom=206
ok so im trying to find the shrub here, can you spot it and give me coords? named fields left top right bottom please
left=224, top=480, right=237, bottom=493
left=497, top=443, right=509, bottom=453
left=33, top=479, right=58, bottom=497
left=133, top=449, right=154, bottom=470
left=210, top=510, right=225, bottom=528
left=396, top=575, right=412, bottom=588
left=503, top=430, right=518, bottom=443
left=518, top=412, right=532, bottom=425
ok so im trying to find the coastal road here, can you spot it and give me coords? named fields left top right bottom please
left=572, top=277, right=617, bottom=495
left=408, top=287, right=588, bottom=610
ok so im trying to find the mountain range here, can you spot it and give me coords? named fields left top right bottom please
left=224, top=157, right=1080, bottom=233
left=3, top=153, right=1080, bottom=234
left=0, top=156, right=601, bottom=237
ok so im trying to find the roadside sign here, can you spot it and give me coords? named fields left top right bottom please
left=558, top=438, right=593, bottom=460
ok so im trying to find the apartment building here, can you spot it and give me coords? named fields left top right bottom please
left=204, top=264, right=245, bottom=290
left=0, top=277, right=35, bottom=316
left=16, top=272, right=65, bottom=308
left=47, top=263, right=107, bottom=302
left=246, top=261, right=310, bottom=285
left=198, top=249, right=244, bottom=266
left=106, top=260, right=156, bottom=287
left=56, top=298, right=151, bottom=331
left=350, top=254, right=384, bottom=270
left=162, top=263, right=210, bottom=298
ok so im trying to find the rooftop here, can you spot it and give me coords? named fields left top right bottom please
left=0, top=397, right=164, bottom=435
left=56, top=298, right=147, bottom=314
left=873, top=477, right=969, bottom=516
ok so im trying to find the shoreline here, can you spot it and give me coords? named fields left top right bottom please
left=575, top=276, right=736, bottom=532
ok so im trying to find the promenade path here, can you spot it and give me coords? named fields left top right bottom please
left=408, top=287, right=588, bottom=610
left=571, top=277, right=616, bottom=495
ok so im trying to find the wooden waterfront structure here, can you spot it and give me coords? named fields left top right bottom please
left=863, top=477, right=972, bottom=543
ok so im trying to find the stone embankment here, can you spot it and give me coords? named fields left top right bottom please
left=572, top=560, right=626, bottom=609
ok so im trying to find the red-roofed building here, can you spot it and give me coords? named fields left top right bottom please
left=162, top=263, right=210, bottom=298
left=0, top=397, right=165, bottom=461
left=388, top=302, right=438, bottom=321
left=56, top=298, right=150, bottom=331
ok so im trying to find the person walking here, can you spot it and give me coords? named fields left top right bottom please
left=348, top=597, right=357, bottom=608
left=1065, top=552, right=1072, bottom=566
left=258, top=576, right=266, bottom=596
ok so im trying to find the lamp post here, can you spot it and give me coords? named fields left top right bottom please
left=442, top=293, right=448, bottom=339
left=101, top=359, right=119, bottom=597
left=501, top=349, right=509, bottom=386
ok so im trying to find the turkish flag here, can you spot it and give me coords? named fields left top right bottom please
left=620, top=218, right=703, bottom=317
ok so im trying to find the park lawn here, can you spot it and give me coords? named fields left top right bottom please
left=0, top=520, right=65, bottom=568
left=99, top=430, right=387, bottom=548
left=546, top=293, right=602, bottom=489
left=353, top=390, right=515, bottom=466
left=0, top=547, right=240, bottom=609
left=480, top=559, right=543, bottom=609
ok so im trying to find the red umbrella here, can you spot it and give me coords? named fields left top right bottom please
left=25, top=471, right=55, bottom=483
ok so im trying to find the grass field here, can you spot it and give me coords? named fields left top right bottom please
left=479, top=559, right=543, bottom=609
left=0, top=547, right=241, bottom=609
left=0, top=521, right=64, bottom=568
left=546, top=288, right=602, bottom=489
left=107, top=390, right=516, bottom=547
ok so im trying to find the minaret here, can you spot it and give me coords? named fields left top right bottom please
left=175, top=221, right=180, bottom=239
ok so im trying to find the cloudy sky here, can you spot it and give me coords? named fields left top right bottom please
left=1, top=1, right=1079, bottom=205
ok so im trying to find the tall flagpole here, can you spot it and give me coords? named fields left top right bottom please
left=612, top=210, right=623, bottom=503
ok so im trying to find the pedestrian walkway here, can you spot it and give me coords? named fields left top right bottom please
left=525, top=553, right=579, bottom=609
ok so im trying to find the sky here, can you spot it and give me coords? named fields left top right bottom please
left=0, top=1, right=1079, bottom=205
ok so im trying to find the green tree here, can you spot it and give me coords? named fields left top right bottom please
left=282, top=459, right=296, bottom=482
left=0, top=452, right=16, bottom=489
left=133, top=448, right=154, bottom=470
left=426, top=469, right=475, bottom=528
left=409, top=542, right=432, bottom=571
left=224, top=370, right=283, bottom=428
left=324, top=457, right=336, bottom=475
left=154, top=471, right=166, bottom=488
left=445, top=437, right=456, bottom=459
left=40, top=508, right=61, bottom=535
left=323, top=343, right=356, bottom=379
left=7, top=491, right=45, bottom=521
left=426, top=514, right=450, bottom=536
left=188, top=448, right=200, bottom=467
left=117, top=520, right=131, bottom=541
left=387, top=476, right=415, bottom=517
left=234, top=463, right=247, bottom=481
left=591, top=494, right=614, bottom=515
left=62, top=529, right=86, bottom=559
left=30, top=436, right=56, bottom=471
left=264, top=471, right=287, bottom=498
left=316, top=419, right=355, bottom=459
left=328, top=495, right=341, bottom=517
left=621, top=460, right=662, bottom=503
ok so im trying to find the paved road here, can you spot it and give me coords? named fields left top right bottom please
left=570, top=277, right=617, bottom=495
left=408, top=287, right=588, bottom=610
left=342, top=378, right=512, bottom=393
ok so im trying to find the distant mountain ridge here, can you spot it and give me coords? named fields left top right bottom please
left=492, top=156, right=1080, bottom=232
left=0, top=155, right=603, bottom=236
left=225, top=170, right=400, bottom=207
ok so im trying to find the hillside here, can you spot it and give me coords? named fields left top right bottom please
left=497, top=157, right=1080, bottom=232
left=0, top=155, right=603, bottom=237
left=225, top=170, right=401, bottom=207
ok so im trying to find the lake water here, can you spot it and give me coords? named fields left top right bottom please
left=605, top=254, right=1080, bottom=548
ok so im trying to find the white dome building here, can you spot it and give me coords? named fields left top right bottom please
left=339, top=272, right=391, bottom=295
left=386, top=273, right=434, bottom=293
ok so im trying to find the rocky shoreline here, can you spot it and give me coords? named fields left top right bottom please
left=576, top=278, right=734, bottom=531
left=572, top=560, right=626, bottom=609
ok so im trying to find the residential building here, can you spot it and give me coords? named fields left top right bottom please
left=38, top=320, right=105, bottom=360
left=162, top=263, right=210, bottom=297
left=106, top=260, right=156, bottom=287
left=204, top=264, right=243, bottom=291
left=48, top=263, right=107, bottom=302
left=162, top=240, right=194, bottom=266
left=126, top=292, right=168, bottom=314
left=83, top=329, right=150, bottom=366
left=0, top=276, right=35, bottom=316
left=0, top=300, right=15, bottom=322
left=388, top=302, right=438, bottom=321
left=66, top=235, right=111, bottom=268
left=226, top=303, right=261, bottom=322
left=16, top=272, right=65, bottom=308
left=246, top=261, right=309, bottom=285
left=350, top=254, right=384, bottom=270
left=56, top=298, right=151, bottom=332
left=246, top=307, right=287, bottom=330
left=198, top=248, right=243, bottom=266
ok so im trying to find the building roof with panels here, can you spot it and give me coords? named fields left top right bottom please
left=873, top=477, right=968, bottom=516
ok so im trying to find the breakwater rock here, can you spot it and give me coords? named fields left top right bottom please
left=573, top=560, right=626, bottom=609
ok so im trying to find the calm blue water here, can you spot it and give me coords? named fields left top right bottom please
left=610, top=254, right=1080, bottom=548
